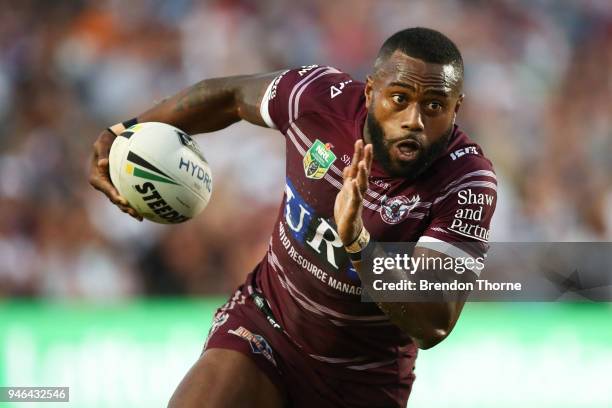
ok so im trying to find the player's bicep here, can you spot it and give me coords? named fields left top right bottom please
left=252, top=65, right=345, bottom=131
left=234, top=71, right=287, bottom=128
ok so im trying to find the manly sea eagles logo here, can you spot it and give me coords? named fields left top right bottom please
left=379, top=194, right=420, bottom=224
left=303, top=139, right=336, bottom=179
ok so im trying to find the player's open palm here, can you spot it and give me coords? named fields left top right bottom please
left=334, top=140, right=373, bottom=246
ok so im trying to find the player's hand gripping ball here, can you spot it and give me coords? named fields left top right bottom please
left=108, top=122, right=213, bottom=224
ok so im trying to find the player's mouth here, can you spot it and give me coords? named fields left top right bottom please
left=393, top=139, right=421, bottom=161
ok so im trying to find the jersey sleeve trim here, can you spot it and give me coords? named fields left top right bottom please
left=416, top=236, right=484, bottom=276
left=260, top=77, right=278, bottom=129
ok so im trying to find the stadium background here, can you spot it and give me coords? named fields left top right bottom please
left=0, top=0, right=610, bottom=407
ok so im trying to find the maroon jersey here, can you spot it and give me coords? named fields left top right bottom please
left=254, top=66, right=497, bottom=375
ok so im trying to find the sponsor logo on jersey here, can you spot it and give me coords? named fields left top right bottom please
left=448, top=188, right=493, bottom=242
left=372, top=178, right=390, bottom=190
left=450, top=146, right=479, bottom=161
left=330, top=80, right=352, bottom=98
left=268, top=70, right=289, bottom=100
left=283, top=178, right=358, bottom=280
left=379, top=194, right=420, bottom=224
left=228, top=326, right=276, bottom=366
left=457, top=189, right=494, bottom=206
left=303, top=139, right=337, bottom=179
left=340, top=154, right=351, bottom=166
left=448, top=221, right=490, bottom=242
left=298, top=64, right=319, bottom=76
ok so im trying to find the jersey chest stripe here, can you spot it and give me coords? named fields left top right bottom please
left=441, top=170, right=497, bottom=193
left=366, top=188, right=383, bottom=199
left=275, top=265, right=390, bottom=325
left=267, top=248, right=285, bottom=272
left=286, top=127, right=307, bottom=156
left=324, top=172, right=343, bottom=190
left=329, top=319, right=394, bottom=327
left=308, top=354, right=369, bottom=364
left=309, top=354, right=396, bottom=370
left=363, top=200, right=378, bottom=211
left=346, top=358, right=397, bottom=371
left=287, top=67, right=327, bottom=124
left=268, top=252, right=330, bottom=320
left=269, top=247, right=390, bottom=322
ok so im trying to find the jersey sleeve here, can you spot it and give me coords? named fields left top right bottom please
left=416, top=160, right=497, bottom=275
left=259, top=65, right=350, bottom=131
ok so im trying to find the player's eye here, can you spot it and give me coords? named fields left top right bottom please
left=425, top=101, right=443, bottom=112
left=391, top=94, right=407, bottom=105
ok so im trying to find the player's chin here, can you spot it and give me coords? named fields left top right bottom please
left=388, top=158, right=420, bottom=178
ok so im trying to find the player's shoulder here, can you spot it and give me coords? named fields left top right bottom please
left=263, top=64, right=365, bottom=130
left=429, top=126, right=497, bottom=195
left=283, top=64, right=365, bottom=120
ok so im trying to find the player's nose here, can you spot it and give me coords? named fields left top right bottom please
left=400, top=103, right=424, bottom=133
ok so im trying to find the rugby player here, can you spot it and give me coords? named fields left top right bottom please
left=89, top=27, right=497, bottom=407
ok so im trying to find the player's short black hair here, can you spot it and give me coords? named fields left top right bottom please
left=375, top=27, right=464, bottom=85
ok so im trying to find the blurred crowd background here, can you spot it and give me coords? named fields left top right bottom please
left=0, top=0, right=610, bottom=299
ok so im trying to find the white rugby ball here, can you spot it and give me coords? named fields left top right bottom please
left=108, top=122, right=212, bottom=224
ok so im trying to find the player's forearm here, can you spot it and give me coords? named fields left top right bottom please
left=135, top=77, right=245, bottom=135
left=352, top=260, right=459, bottom=349
left=375, top=295, right=461, bottom=350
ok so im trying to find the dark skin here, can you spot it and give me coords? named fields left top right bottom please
left=89, top=72, right=282, bottom=221
left=90, top=73, right=287, bottom=407
left=89, top=51, right=467, bottom=406
left=366, top=51, right=463, bottom=174
left=335, top=141, right=469, bottom=350
left=334, top=51, right=467, bottom=349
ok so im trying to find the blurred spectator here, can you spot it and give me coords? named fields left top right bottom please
left=0, top=0, right=610, bottom=299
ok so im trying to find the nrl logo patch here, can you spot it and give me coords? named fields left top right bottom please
left=303, top=139, right=336, bottom=179
left=380, top=194, right=420, bottom=224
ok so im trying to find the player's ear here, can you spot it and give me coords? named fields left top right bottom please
left=365, top=76, right=374, bottom=108
left=454, top=94, right=464, bottom=115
